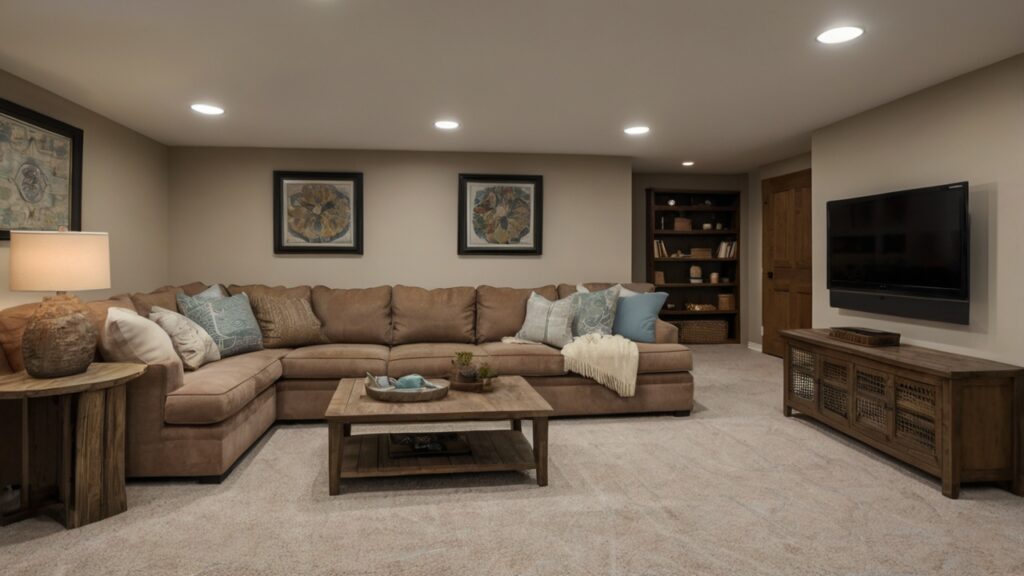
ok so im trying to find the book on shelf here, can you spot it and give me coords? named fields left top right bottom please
left=716, top=241, right=737, bottom=259
left=653, top=239, right=669, bottom=258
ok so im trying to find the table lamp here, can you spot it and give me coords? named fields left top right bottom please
left=9, top=230, right=111, bottom=378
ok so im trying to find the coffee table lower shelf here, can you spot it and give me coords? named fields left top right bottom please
left=338, top=429, right=536, bottom=480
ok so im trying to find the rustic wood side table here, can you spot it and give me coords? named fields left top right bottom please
left=0, top=362, right=146, bottom=528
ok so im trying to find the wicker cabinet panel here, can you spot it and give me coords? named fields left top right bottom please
left=892, top=378, right=940, bottom=463
left=821, top=384, right=849, bottom=420
left=787, top=347, right=817, bottom=409
left=852, top=366, right=892, bottom=440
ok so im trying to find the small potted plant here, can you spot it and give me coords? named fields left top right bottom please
left=451, top=351, right=478, bottom=384
left=476, top=363, right=497, bottom=390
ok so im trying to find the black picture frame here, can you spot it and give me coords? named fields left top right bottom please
left=273, top=171, right=363, bottom=254
left=458, top=173, right=543, bottom=255
left=0, top=97, right=83, bottom=241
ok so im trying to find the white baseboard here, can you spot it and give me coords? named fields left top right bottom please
left=747, top=342, right=763, bottom=353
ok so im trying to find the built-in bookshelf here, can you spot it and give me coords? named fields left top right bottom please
left=646, top=188, right=741, bottom=343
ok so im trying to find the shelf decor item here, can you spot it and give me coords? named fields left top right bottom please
left=680, top=319, right=729, bottom=343
left=458, top=173, right=542, bottom=255
left=9, top=230, right=111, bottom=377
left=273, top=171, right=363, bottom=254
left=689, top=265, right=703, bottom=283
left=0, top=98, right=83, bottom=240
left=717, top=294, right=736, bottom=311
left=654, top=271, right=666, bottom=285
left=673, top=217, right=692, bottom=231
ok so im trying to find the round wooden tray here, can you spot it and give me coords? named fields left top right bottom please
left=364, top=378, right=450, bottom=402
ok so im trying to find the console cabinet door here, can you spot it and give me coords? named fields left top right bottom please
left=818, top=355, right=853, bottom=429
left=892, top=377, right=941, bottom=469
left=786, top=345, right=818, bottom=415
left=851, top=365, right=893, bottom=442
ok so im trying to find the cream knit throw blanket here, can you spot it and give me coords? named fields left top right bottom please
left=503, top=334, right=640, bottom=397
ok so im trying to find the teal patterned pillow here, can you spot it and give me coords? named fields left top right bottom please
left=177, top=292, right=263, bottom=358
left=572, top=286, right=621, bottom=336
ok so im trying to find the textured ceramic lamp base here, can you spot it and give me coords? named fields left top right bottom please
left=22, top=294, right=98, bottom=378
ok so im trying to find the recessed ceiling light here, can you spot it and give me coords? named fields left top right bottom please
left=190, top=103, right=224, bottom=115
left=816, top=26, right=864, bottom=44
left=434, top=120, right=460, bottom=130
left=624, top=125, right=650, bottom=135
left=681, top=161, right=695, bottom=167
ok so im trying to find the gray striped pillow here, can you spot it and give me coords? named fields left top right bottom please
left=515, top=292, right=577, bottom=348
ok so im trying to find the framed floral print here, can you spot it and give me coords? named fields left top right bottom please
left=0, top=97, right=83, bottom=240
left=458, top=174, right=542, bottom=255
left=273, top=171, right=363, bottom=254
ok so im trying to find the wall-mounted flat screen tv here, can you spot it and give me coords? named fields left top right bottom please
left=827, top=182, right=969, bottom=324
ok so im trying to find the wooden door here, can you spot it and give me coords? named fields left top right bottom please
left=762, top=169, right=812, bottom=357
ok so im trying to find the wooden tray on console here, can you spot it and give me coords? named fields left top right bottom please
left=828, top=327, right=901, bottom=347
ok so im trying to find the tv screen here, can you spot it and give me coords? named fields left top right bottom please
left=827, top=182, right=969, bottom=300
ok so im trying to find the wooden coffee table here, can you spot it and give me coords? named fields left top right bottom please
left=325, top=375, right=553, bottom=494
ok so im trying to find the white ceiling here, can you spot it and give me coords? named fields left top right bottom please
left=1, top=0, right=1022, bottom=173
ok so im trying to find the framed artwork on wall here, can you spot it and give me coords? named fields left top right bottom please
left=0, top=97, right=83, bottom=240
left=273, top=171, right=363, bottom=254
left=458, top=173, right=543, bottom=255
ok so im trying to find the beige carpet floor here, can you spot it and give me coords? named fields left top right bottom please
left=2, top=345, right=1023, bottom=575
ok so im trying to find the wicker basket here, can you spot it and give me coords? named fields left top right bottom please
left=679, top=320, right=729, bottom=344
left=717, top=294, right=736, bottom=311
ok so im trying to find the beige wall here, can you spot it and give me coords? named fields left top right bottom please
left=167, top=148, right=633, bottom=288
left=811, top=54, right=1024, bottom=363
left=0, top=69, right=170, bottom=309
left=743, top=153, right=812, bottom=347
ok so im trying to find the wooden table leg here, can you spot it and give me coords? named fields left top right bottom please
left=942, top=383, right=961, bottom=499
left=511, top=419, right=522, bottom=432
left=72, top=389, right=106, bottom=528
left=328, top=422, right=342, bottom=496
left=20, top=398, right=30, bottom=512
left=532, top=417, right=548, bottom=487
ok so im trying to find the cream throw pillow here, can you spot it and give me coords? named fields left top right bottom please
left=515, top=292, right=577, bottom=348
left=149, top=306, right=221, bottom=370
left=100, top=307, right=177, bottom=365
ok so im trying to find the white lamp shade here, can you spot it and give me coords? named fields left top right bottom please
left=10, top=231, right=111, bottom=292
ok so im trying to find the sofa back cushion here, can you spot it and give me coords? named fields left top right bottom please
left=311, top=286, right=392, bottom=345
left=475, top=285, right=558, bottom=343
left=392, top=285, right=475, bottom=345
left=227, top=284, right=311, bottom=301
left=131, top=289, right=179, bottom=316
left=557, top=282, right=654, bottom=299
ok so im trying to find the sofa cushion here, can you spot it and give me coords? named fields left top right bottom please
left=387, top=343, right=488, bottom=378
left=637, top=343, right=693, bottom=373
left=250, top=295, right=324, bottom=348
left=557, top=282, right=654, bottom=299
left=178, top=292, right=263, bottom=358
left=0, top=302, right=39, bottom=372
left=475, top=285, right=558, bottom=343
left=100, top=307, right=178, bottom=365
left=516, top=292, right=576, bottom=348
left=149, top=306, right=221, bottom=370
left=227, top=284, right=311, bottom=301
left=85, top=294, right=135, bottom=337
left=281, top=344, right=389, bottom=379
left=153, top=282, right=213, bottom=297
left=131, top=289, right=179, bottom=316
left=572, top=286, right=620, bottom=336
left=612, top=292, right=669, bottom=343
left=392, top=285, right=476, bottom=345
left=311, top=285, right=392, bottom=345
left=164, top=349, right=288, bottom=425
left=479, top=342, right=566, bottom=377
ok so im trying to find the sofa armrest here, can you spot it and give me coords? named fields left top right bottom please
left=126, top=358, right=184, bottom=431
left=655, top=320, right=679, bottom=344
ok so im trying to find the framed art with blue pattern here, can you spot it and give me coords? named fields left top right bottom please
left=273, top=171, right=363, bottom=254
left=458, top=173, right=542, bottom=255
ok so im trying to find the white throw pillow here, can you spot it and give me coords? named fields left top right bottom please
left=575, top=283, right=640, bottom=298
left=149, top=306, right=221, bottom=370
left=516, top=292, right=577, bottom=348
left=100, top=307, right=177, bottom=365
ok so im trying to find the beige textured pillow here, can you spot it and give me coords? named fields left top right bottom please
left=100, top=307, right=177, bottom=364
left=251, top=296, right=324, bottom=348
left=149, top=306, right=220, bottom=370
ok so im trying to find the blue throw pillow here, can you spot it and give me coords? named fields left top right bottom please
left=177, top=292, right=263, bottom=358
left=612, top=292, right=669, bottom=343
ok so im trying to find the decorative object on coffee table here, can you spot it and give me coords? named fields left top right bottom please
left=0, top=362, right=146, bottom=528
left=9, top=230, right=111, bottom=378
left=450, top=350, right=481, bottom=390
left=363, top=373, right=450, bottom=402
left=458, top=173, right=542, bottom=255
left=325, top=375, right=553, bottom=495
left=0, top=97, right=83, bottom=240
left=476, top=364, right=497, bottom=389
left=827, top=326, right=901, bottom=347
left=273, top=171, right=363, bottom=254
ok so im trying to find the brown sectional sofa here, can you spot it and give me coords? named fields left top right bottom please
left=0, top=281, right=694, bottom=481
